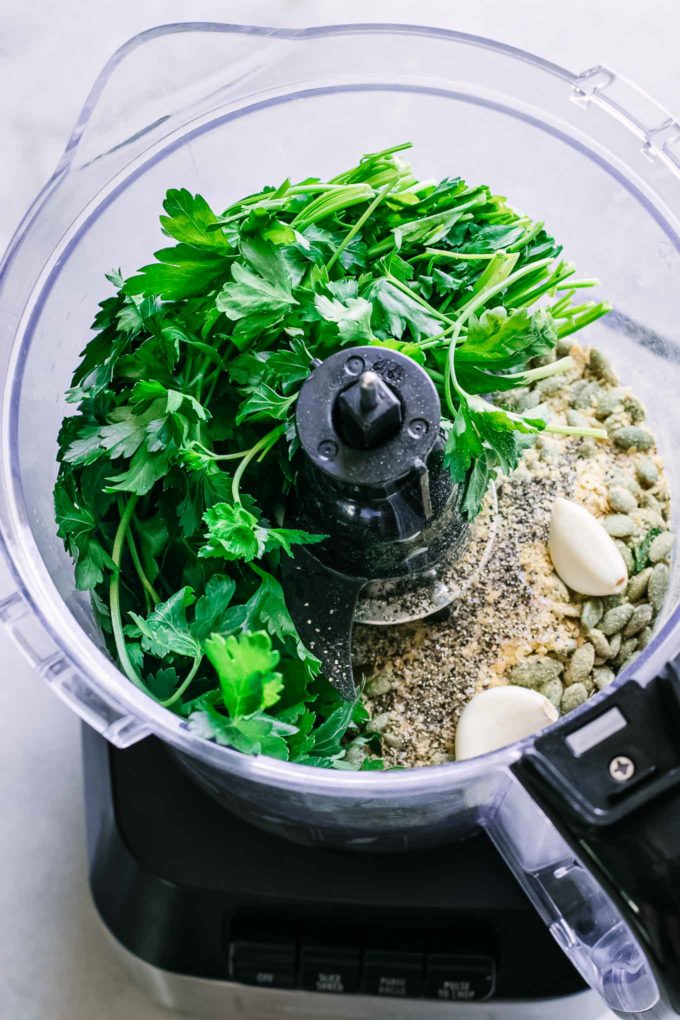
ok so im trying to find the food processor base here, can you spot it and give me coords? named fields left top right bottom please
left=82, top=725, right=603, bottom=1019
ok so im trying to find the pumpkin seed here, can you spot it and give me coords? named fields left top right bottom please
left=612, top=426, right=655, bottom=451
left=636, top=457, right=659, bottom=489
left=565, top=643, right=595, bottom=685
left=540, top=678, right=564, bottom=709
left=608, top=487, right=638, bottom=514
left=566, top=409, right=588, bottom=428
left=649, top=532, right=674, bottom=563
left=581, top=598, right=604, bottom=629
left=600, top=603, right=634, bottom=636
left=623, top=395, right=646, bottom=423
left=593, top=667, right=615, bottom=690
left=588, top=629, right=611, bottom=658
left=626, top=568, right=652, bottom=602
left=608, top=632, right=623, bottom=659
left=509, top=656, right=564, bottom=689
left=588, top=349, right=617, bottom=382
left=595, top=390, right=624, bottom=420
left=614, top=638, right=639, bottom=669
left=569, top=381, right=600, bottom=409
left=623, top=603, right=653, bottom=637
left=604, top=515, right=636, bottom=538
left=561, top=683, right=589, bottom=713
left=648, top=562, right=670, bottom=611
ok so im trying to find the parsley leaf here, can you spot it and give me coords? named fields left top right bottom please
left=367, top=277, right=441, bottom=340
left=204, top=630, right=283, bottom=718
left=199, top=503, right=326, bottom=562
left=160, top=189, right=231, bottom=249
left=216, top=237, right=297, bottom=338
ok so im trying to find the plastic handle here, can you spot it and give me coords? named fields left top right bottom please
left=0, top=539, right=150, bottom=749
left=496, top=664, right=680, bottom=1017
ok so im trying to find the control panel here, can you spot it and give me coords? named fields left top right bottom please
left=228, top=924, right=495, bottom=1003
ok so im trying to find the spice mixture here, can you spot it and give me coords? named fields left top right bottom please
left=353, top=342, right=673, bottom=768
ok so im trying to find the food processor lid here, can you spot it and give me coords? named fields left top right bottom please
left=0, top=21, right=679, bottom=775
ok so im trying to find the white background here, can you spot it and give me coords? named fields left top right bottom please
left=1, top=2, right=678, bottom=1017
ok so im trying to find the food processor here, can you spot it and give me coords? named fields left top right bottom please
left=2, top=22, right=680, bottom=1020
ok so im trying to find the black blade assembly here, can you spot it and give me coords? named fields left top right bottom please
left=282, top=346, right=467, bottom=700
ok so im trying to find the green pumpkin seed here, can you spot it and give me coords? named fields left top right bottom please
left=608, top=487, right=638, bottom=514
left=623, top=395, right=646, bottom=423
left=593, top=667, right=615, bottom=690
left=588, top=349, right=617, bottom=383
left=540, top=678, right=564, bottom=709
left=649, top=532, right=674, bottom=563
left=636, top=457, right=659, bottom=489
left=588, top=629, right=611, bottom=659
left=581, top=598, right=604, bottom=629
left=612, top=426, right=655, bottom=451
left=623, top=603, right=653, bottom=637
left=600, top=603, right=634, bottom=636
left=509, top=656, right=564, bottom=689
left=561, top=683, right=589, bottom=713
left=648, top=562, right=670, bottom=611
left=626, top=568, right=652, bottom=602
left=604, top=515, right=636, bottom=538
left=608, top=632, right=623, bottom=659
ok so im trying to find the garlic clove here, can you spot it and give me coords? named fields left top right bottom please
left=455, top=686, right=558, bottom=761
left=549, top=497, right=628, bottom=597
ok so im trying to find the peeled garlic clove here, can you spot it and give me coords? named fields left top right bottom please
left=455, top=687, right=558, bottom=761
left=549, top=497, right=628, bottom=596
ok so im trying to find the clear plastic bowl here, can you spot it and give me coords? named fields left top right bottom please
left=1, top=23, right=679, bottom=856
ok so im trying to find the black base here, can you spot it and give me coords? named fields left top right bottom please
left=83, top=725, right=585, bottom=1004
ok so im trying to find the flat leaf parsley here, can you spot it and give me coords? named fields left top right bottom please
left=55, top=143, right=610, bottom=766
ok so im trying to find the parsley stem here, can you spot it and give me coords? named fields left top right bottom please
left=291, top=184, right=375, bottom=231
left=513, top=356, right=576, bottom=385
left=126, top=526, right=160, bottom=608
left=556, top=302, right=612, bottom=339
left=110, top=496, right=147, bottom=691
left=419, top=255, right=555, bottom=351
left=159, top=654, right=202, bottom=708
left=556, top=278, right=599, bottom=290
left=327, top=176, right=399, bottom=273
left=441, top=256, right=556, bottom=416
left=546, top=423, right=607, bottom=440
left=507, top=219, right=544, bottom=252
left=416, top=248, right=500, bottom=262
left=193, top=440, right=252, bottom=462
left=231, top=424, right=286, bottom=504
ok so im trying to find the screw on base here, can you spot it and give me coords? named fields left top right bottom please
left=609, top=755, right=636, bottom=782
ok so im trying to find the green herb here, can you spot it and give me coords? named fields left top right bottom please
left=54, top=143, right=610, bottom=764
left=632, top=527, right=663, bottom=573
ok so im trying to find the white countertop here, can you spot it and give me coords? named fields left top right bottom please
left=1, top=2, right=678, bottom=1017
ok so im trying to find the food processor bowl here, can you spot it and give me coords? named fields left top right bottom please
left=3, top=25, right=680, bottom=1015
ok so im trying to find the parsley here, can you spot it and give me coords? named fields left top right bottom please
left=54, top=143, right=610, bottom=764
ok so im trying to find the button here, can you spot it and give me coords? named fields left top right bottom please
left=299, top=943, right=360, bottom=994
left=363, top=949, right=424, bottom=998
left=425, top=954, right=495, bottom=1001
left=230, top=938, right=297, bottom=989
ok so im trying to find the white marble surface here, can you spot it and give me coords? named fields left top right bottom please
left=1, top=1, right=679, bottom=1017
